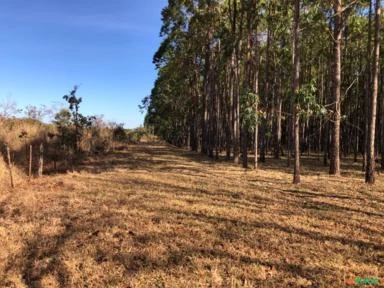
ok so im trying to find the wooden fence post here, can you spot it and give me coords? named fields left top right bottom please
left=6, top=145, right=14, bottom=189
left=38, top=143, right=44, bottom=177
left=29, top=145, right=32, bottom=180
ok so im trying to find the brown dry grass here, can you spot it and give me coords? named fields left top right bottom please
left=0, top=144, right=383, bottom=288
left=0, top=118, right=52, bottom=151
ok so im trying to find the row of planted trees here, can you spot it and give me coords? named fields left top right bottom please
left=143, top=0, right=382, bottom=184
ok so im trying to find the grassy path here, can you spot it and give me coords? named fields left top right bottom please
left=0, top=144, right=383, bottom=287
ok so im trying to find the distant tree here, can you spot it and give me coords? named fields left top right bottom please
left=63, top=86, right=82, bottom=151
left=0, top=97, right=22, bottom=117
left=113, top=125, right=127, bottom=142
left=24, top=105, right=53, bottom=121
left=54, top=109, right=75, bottom=149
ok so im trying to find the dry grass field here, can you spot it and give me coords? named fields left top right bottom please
left=0, top=143, right=383, bottom=288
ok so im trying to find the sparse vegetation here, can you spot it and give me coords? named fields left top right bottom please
left=0, top=88, right=135, bottom=185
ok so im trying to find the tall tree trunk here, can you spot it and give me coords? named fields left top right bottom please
left=274, top=78, right=282, bottom=159
left=253, top=26, right=260, bottom=170
left=242, top=126, right=248, bottom=168
left=226, top=65, right=233, bottom=160
left=202, top=62, right=209, bottom=155
left=242, top=2, right=251, bottom=169
left=366, top=0, right=380, bottom=184
left=232, top=0, right=241, bottom=164
left=364, top=0, right=373, bottom=171
left=233, top=60, right=241, bottom=164
left=261, top=0, right=272, bottom=163
left=293, top=0, right=301, bottom=184
left=329, top=0, right=342, bottom=176
left=381, top=74, right=384, bottom=169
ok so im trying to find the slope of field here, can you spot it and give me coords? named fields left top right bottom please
left=0, top=144, right=383, bottom=288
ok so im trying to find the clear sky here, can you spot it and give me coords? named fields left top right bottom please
left=0, top=0, right=167, bottom=128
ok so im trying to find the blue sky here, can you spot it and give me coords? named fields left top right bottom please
left=0, top=0, right=167, bottom=128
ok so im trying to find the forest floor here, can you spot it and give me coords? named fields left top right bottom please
left=0, top=143, right=383, bottom=288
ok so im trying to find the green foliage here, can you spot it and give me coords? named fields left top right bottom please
left=295, top=80, right=326, bottom=119
left=113, top=125, right=127, bottom=142
left=54, top=109, right=76, bottom=149
left=55, top=88, right=98, bottom=152
left=240, top=91, right=259, bottom=131
left=127, top=127, right=149, bottom=143
left=144, top=0, right=375, bottom=159
left=61, top=86, right=98, bottom=151
left=63, top=85, right=82, bottom=114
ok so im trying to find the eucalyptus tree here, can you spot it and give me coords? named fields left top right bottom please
left=292, top=0, right=301, bottom=184
left=328, top=0, right=343, bottom=176
left=366, top=0, right=381, bottom=183
left=145, top=0, right=384, bottom=185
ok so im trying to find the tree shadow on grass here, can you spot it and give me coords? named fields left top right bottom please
left=254, top=155, right=365, bottom=178
left=3, top=202, right=121, bottom=288
left=2, top=210, right=74, bottom=288
left=111, top=243, right=329, bottom=286
left=280, top=189, right=365, bottom=201
left=300, top=200, right=384, bottom=218
left=148, top=206, right=384, bottom=253
left=76, top=144, right=210, bottom=176
left=19, top=224, right=72, bottom=288
left=97, top=175, right=276, bottom=211
left=6, top=143, right=381, bottom=287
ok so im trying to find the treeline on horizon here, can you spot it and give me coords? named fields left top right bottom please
left=143, top=0, right=383, bottom=184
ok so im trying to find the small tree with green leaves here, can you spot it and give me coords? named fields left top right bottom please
left=54, top=108, right=76, bottom=150
left=293, top=80, right=325, bottom=183
left=240, top=91, right=260, bottom=169
left=63, top=86, right=82, bottom=152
